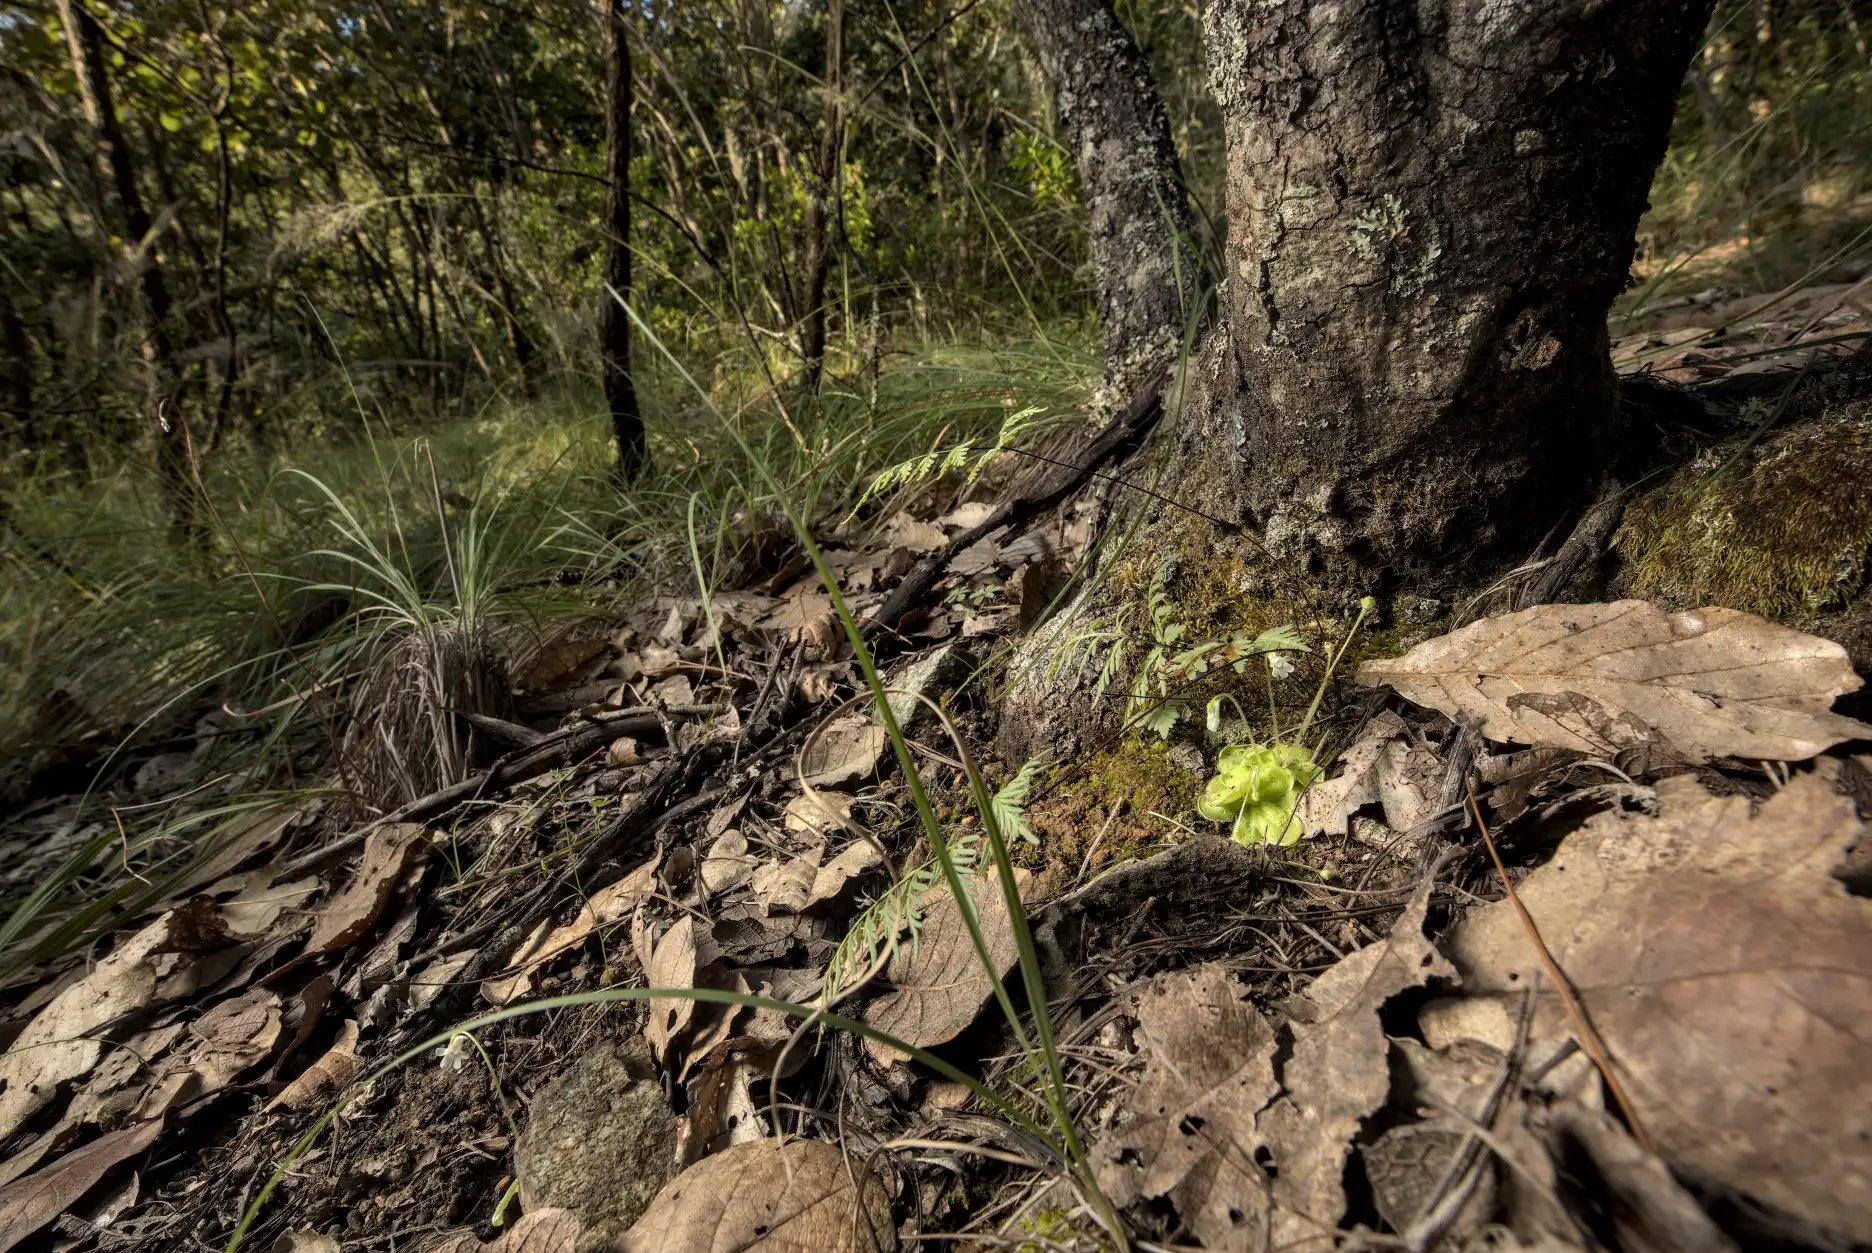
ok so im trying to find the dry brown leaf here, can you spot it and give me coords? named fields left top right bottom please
left=700, top=831, right=757, bottom=895
left=1297, top=711, right=1410, bottom=837
left=484, top=861, right=655, bottom=1005
left=644, top=917, right=700, bottom=1061
left=1358, top=601, right=1872, bottom=763
left=184, top=989, right=283, bottom=1093
left=1, top=1021, right=189, bottom=1186
left=1259, top=884, right=1456, bottom=1251
left=1443, top=770, right=1871, bottom=1239
left=0, top=1117, right=162, bottom=1253
left=1094, top=966, right=1279, bottom=1252
left=799, top=713, right=886, bottom=789
left=268, top=1019, right=363, bottom=1112
left=882, top=513, right=945, bottom=553
left=784, top=790, right=852, bottom=836
left=494, top=1208, right=583, bottom=1253
left=864, top=871, right=1028, bottom=1063
left=0, top=914, right=171, bottom=1141
left=810, top=841, right=882, bottom=903
left=619, top=1138, right=892, bottom=1253
left=306, top=823, right=429, bottom=954
left=165, top=804, right=310, bottom=902
left=219, top=875, right=318, bottom=939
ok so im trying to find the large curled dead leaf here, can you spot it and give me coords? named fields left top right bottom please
left=1094, top=966, right=1279, bottom=1252
left=268, top=1019, right=363, bottom=1112
left=0, top=1117, right=162, bottom=1253
left=1358, top=601, right=1871, bottom=762
left=864, top=871, right=1028, bottom=1064
left=306, top=823, right=429, bottom=953
left=0, top=914, right=172, bottom=1141
left=1443, top=769, right=1871, bottom=1241
left=1259, top=884, right=1456, bottom=1251
left=618, top=1138, right=892, bottom=1253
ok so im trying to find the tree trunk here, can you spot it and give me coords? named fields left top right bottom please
left=600, top=0, right=646, bottom=476
left=55, top=0, right=199, bottom=537
left=0, top=281, right=30, bottom=446
left=1013, top=0, right=1201, bottom=406
left=999, top=0, right=1713, bottom=763
left=1185, top=0, right=1713, bottom=586
left=798, top=0, right=843, bottom=394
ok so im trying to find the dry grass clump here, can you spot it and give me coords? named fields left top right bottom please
left=339, top=620, right=514, bottom=810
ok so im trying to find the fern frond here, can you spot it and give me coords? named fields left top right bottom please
left=989, top=754, right=1049, bottom=846
left=821, top=827, right=987, bottom=1009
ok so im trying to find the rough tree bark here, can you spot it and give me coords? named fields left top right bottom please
left=1012, top=0, right=1201, bottom=406
left=1001, top=0, right=1713, bottom=760
left=600, top=0, right=646, bottom=476
left=55, top=0, right=199, bottom=536
left=1188, top=0, right=1714, bottom=582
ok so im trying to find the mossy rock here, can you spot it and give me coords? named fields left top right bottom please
left=1616, top=383, right=1872, bottom=621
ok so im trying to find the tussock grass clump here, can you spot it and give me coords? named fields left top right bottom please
left=339, top=621, right=513, bottom=810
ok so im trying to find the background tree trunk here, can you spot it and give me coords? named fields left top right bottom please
left=55, top=0, right=199, bottom=536
left=1013, top=0, right=1201, bottom=406
left=600, top=0, right=646, bottom=476
left=798, top=0, right=842, bottom=394
left=1182, top=0, right=1713, bottom=587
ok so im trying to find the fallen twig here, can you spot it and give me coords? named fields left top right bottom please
left=281, top=713, right=662, bottom=877
left=1464, top=776, right=1656, bottom=1154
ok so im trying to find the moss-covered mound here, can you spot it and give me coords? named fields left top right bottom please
left=1617, top=374, right=1872, bottom=620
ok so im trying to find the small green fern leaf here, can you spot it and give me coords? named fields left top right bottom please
left=989, top=755, right=1048, bottom=846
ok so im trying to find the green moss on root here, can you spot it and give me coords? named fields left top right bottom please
left=1028, top=739, right=1197, bottom=879
left=1616, top=407, right=1872, bottom=620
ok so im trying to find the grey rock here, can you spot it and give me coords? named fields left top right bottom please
left=884, top=644, right=976, bottom=732
left=515, top=1034, right=676, bottom=1247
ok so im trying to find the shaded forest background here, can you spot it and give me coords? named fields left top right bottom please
left=0, top=0, right=1869, bottom=787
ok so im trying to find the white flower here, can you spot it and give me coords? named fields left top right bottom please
left=1268, top=652, right=1296, bottom=680
left=437, top=1034, right=472, bottom=1073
